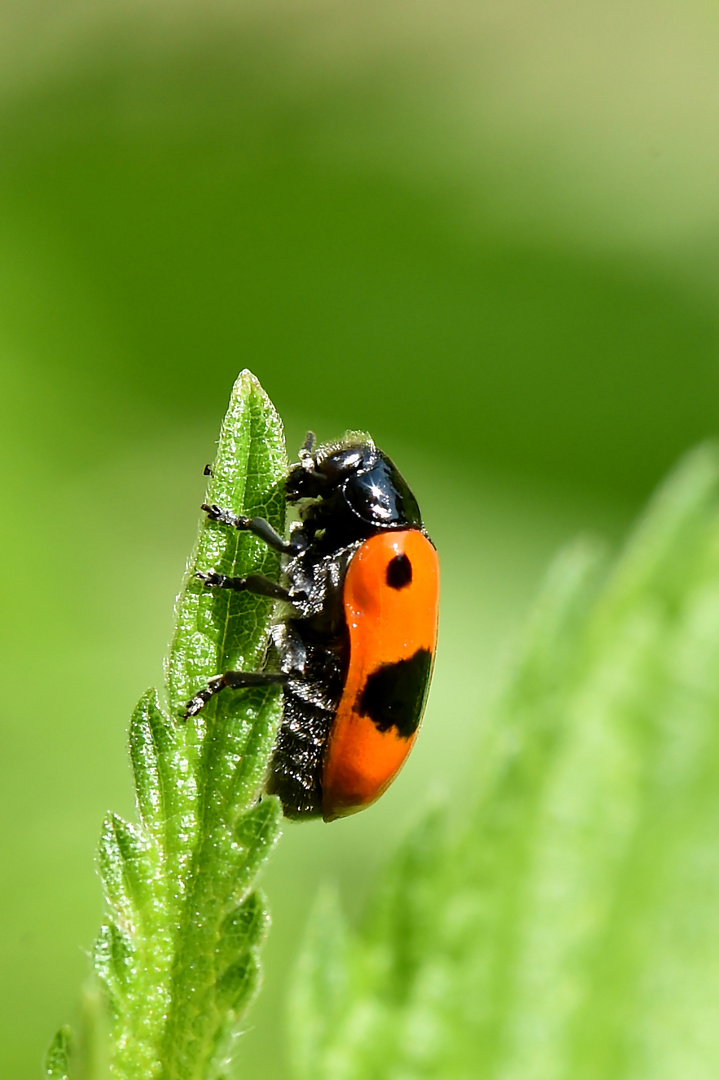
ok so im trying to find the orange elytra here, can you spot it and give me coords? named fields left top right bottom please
left=322, top=529, right=439, bottom=820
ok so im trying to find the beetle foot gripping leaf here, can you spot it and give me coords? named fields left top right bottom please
left=48, top=372, right=287, bottom=1080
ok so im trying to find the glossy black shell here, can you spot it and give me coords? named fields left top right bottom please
left=285, top=439, right=422, bottom=550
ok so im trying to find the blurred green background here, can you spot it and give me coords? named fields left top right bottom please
left=2, top=1, right=719, bottom=1076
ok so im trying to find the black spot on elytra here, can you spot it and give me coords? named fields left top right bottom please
left=356, top=648, right=432, bottom=738
left=386, top=553, right=413, bottom=589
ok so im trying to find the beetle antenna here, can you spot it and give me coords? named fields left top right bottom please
left=299, top=431, right=316, bottom=472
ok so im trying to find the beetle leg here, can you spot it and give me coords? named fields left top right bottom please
left=201, top=504, right=306, bottom=556
left=197, top=569, right=292, bottom=602
left=183, top=670, right=288, bottom=720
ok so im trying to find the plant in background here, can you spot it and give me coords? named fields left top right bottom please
left=48, top=372, right=287, bottom=1080
left=291, top=445, right=719, bottom=1080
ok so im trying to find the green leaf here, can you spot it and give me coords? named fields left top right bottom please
left=290, top=887, right=351, bottom=1080
left=45, top=988, right=110, bottom=1080
left=215, top=891, right=268, bottom=1014
left=53, top=371, right=287, bottom=1079
left=129, top=688, right=183, bottom=853
left=160, top=795, right=282, bottom=1078
left=92, top=922, right=135, bottom=1013
left=291, top=445, right=719, bottom=1080
left=363, top=806, right=450, bottom=1004
left=217, top=890, right=270, bottom=975
left=98, top=813, right=156, bottom=928
left=46, top=1027, right=73, bottom=1080
left=167, top=369, right=287, bottom=715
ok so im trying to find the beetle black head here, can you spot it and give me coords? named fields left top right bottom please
left=286, top=435, right=422, bottom=539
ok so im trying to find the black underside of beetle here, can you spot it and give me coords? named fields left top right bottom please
left=265, top=619, right=349, bottom=819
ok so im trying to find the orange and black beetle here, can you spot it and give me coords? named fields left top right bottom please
left=185, top=433, right=439, bottom=821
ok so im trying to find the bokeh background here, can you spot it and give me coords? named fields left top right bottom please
left=2, top=1, right=719, bottom=1076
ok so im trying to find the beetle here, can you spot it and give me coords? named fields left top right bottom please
left=185, top=432, right=439, bottom=821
